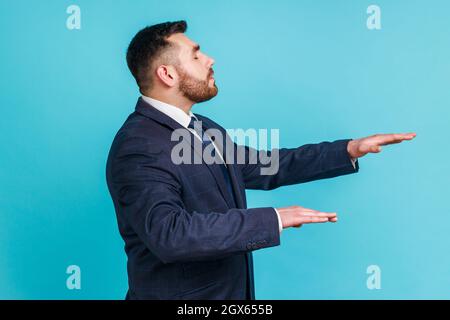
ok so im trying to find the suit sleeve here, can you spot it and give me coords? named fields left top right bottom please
left=236, top=138, right=359, bottom=190
left=109, top=137, right=280, bottom=264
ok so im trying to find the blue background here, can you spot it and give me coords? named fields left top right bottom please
left=1, top=0, right=449, bottom=299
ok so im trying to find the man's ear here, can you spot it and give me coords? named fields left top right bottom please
left=155, top=65, right=178, bottom=88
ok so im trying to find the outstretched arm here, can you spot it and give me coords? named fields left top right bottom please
left=237, top=139, right=359, bottom=190
left=238, top=132, right=416, bottom=231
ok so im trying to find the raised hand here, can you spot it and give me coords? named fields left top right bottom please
left=347, top=132, right=416, bottom=159
left=276, top=205, right=338, bottom=229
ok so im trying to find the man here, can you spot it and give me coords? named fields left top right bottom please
left=106, top=20, right=415, bottom=300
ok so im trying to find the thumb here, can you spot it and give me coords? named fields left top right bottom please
left=371, top=145, right=382, bottom=153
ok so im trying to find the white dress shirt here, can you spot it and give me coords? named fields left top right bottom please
left=141, top=95, right=226, bottom=163
left=141, top=94, right=284, bottom=233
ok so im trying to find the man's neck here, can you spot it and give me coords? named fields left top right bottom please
left=144, top=91, right=194, bottom=115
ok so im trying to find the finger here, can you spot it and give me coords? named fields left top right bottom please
left=377, top=135, right=402, bottom=145
left=402, top=132, right=417, bottom=138
left=291, top=207, right=326, bottom=214
left=390, top=133, right=415, bottom=142
left=377, top=133, right=416, bottom=145
left=329, top=217, right=338, bottom=222
left=300, top=216, right=330, bottom=224
left=301, top=212, right=337, bottom=218
left=297, top=209, right=317, bottom=214
left=298, top=207, right=320, bottom=213
left=370, top=145, right=382, bottom=153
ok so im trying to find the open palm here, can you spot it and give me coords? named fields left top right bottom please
left=347, top=132, right=416, bottom=158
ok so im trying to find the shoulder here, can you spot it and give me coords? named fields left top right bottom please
left=109, top=112, right=167, bottom=158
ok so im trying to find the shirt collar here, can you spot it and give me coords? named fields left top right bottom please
left=141, top=95, right=194, bottom=128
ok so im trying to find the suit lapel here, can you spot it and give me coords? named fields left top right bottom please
left=200, top=118, right=248, bottom=209
left=135, top=97, right=237, bottom=209
left=202, top=122, right=245, bottom=209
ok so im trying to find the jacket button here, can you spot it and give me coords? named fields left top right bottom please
left=247, top=243, right=253, bottom=250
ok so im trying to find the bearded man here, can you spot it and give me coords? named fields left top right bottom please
left=106, top=21, right=415, bottom=300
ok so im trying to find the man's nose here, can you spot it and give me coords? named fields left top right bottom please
left=206, top=55, right=215, bottom=68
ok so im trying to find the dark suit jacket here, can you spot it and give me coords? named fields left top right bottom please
left=105, top=97, right=359, bottom=300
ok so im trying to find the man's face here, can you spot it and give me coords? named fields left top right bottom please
left=167, top=33, right=218, bottom=103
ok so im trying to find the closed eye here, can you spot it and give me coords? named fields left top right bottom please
left=192, top=44, right=200, bottom=60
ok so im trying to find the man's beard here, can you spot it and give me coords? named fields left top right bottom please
left=176, top=66, right=218, bottom=103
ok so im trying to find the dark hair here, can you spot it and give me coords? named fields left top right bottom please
left=126, top=20, right=187, bottom=93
